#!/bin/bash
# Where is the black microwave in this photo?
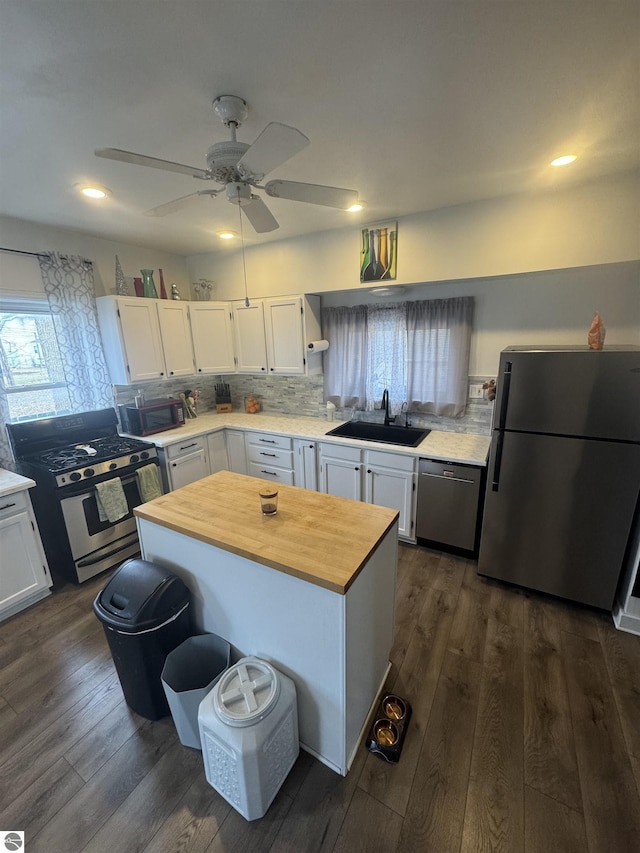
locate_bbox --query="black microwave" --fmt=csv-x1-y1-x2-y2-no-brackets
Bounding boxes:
119,399,185,436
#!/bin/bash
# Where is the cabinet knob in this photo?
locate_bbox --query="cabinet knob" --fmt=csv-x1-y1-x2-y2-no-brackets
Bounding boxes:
367,469,372,474
198,368,202,372
170,371,174,375
262,367,266,371
270,367,274,371
355,466,360,471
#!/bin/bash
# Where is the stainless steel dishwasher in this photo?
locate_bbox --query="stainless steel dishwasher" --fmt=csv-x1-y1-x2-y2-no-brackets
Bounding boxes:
416,459,483,552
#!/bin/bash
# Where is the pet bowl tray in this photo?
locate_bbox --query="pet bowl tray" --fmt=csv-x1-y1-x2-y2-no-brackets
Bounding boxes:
366,693,412,763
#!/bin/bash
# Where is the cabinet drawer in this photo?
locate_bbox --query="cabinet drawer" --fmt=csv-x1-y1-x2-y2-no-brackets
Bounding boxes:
166,435,207,460
365,449,415,473
247,445,293,468
0,490,29,518
319,442,362,463
248,461,295,485
247,431,292,451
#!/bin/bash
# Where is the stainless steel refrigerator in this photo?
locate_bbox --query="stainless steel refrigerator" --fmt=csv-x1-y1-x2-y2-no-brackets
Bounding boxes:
478,346,640,609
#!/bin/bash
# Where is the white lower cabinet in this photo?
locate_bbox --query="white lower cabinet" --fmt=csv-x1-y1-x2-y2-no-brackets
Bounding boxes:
207,430,229,474
319,443,416,540
364,450,416,541
246,431,294,486
293,439,318,491
226,429,248,475
0,489,52,621
318,443,363,502
160,435,209,491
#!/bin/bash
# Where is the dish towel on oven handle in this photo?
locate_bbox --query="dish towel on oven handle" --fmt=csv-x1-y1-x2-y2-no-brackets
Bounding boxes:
136,463,162,503
95,478,129,523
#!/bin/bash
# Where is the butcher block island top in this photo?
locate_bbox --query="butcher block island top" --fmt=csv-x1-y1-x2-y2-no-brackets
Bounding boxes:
134,470,398,594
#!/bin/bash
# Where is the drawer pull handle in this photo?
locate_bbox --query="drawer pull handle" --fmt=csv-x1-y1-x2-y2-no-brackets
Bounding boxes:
259,438,277,444
179,443,198,451
260,452,277,457
0,501,17,511
260,469,278,477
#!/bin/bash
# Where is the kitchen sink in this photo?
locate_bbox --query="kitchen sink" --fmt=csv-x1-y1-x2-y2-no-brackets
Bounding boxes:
325,421,431,447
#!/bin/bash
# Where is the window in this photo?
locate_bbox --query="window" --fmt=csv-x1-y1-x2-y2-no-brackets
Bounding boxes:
323,296,473,417
0,306,72,421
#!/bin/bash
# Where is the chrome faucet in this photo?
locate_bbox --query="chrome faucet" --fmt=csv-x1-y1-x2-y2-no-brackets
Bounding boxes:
381,389,395,426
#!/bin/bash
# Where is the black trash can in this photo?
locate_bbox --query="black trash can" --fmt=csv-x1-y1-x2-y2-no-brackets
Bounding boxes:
93,558,191,720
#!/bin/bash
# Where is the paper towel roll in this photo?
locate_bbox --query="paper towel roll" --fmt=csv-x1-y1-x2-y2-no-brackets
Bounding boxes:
307,339,329,352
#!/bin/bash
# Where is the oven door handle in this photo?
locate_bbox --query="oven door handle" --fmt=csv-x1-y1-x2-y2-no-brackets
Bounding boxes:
77,538,140,569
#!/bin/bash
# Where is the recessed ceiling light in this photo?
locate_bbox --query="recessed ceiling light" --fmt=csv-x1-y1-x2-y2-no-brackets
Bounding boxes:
550,155,577,167
217,230,237,239
76,183,111,199
347,203,364,212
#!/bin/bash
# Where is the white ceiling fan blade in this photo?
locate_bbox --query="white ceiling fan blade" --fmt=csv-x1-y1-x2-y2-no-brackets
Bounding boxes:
95,147,210,179
265,180,359,209
241,195,279,233
144,189,220,217
237,123,310,180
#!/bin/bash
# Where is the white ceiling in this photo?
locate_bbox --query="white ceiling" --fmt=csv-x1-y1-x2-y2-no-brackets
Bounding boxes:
1,1,638,257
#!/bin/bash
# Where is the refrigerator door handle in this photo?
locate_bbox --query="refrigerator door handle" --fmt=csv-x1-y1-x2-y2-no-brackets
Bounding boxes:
497,360,512,430
491,430,504,491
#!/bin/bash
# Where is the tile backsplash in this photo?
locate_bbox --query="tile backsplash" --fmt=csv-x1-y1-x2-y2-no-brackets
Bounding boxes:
113,374,494,435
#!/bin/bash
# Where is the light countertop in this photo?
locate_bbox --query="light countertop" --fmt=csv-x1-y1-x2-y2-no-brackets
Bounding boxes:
135,470,398,594
131,412,491,466
0,468,35,499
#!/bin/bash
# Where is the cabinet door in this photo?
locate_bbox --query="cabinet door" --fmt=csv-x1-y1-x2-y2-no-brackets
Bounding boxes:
264,297,305,375
190,303,236,374
207,430,229,474
156,301,195,378
0,507,50,615
117,298,166,381
365,465,415,540
233,302,267,373
167,449,209,491
319,449,362,501
293,439,318,490
226,429,248,475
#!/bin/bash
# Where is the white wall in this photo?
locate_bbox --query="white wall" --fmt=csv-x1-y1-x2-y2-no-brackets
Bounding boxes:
322,262,640,375
186,171,639,299
0,216,190,298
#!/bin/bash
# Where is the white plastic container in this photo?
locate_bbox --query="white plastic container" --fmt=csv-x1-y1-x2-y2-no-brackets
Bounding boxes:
198,656,299,821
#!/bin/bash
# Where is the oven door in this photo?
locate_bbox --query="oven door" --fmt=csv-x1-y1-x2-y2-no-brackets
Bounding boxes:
59,469,153,582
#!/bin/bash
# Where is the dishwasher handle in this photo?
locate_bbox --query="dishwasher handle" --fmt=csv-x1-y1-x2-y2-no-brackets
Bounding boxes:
419,471,476,485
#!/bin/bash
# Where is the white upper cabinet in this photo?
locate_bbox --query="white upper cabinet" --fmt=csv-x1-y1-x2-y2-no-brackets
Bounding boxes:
97,296,197,384
189,302,235,375
232,295,322,376
232,301,268,373
97,296,167,383
156,301,195,378
264,297,305,375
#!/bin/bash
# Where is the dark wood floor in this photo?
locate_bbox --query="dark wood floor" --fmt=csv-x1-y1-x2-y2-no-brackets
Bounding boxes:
1,544,639,852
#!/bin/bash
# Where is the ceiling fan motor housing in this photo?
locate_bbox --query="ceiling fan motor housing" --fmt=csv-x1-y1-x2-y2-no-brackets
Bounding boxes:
206,141,251,183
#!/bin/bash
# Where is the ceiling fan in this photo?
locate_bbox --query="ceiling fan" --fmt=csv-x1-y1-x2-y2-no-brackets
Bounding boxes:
95,95,359,233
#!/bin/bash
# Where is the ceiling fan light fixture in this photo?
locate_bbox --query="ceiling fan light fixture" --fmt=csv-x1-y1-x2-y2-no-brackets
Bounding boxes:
217,230,237,239
550,154,577,167
347,202,364,212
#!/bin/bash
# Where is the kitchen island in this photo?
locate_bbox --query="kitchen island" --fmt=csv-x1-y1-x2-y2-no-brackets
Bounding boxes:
134,470,399,775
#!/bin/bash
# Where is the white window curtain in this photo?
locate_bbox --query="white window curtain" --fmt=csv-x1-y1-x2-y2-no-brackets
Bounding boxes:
406,296,473,417
38,252,113,414
323,296,473,418
365,303,406,414
323,305,368,408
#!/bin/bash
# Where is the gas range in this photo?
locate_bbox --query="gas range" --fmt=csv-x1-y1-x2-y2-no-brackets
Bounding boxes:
26,434,157,488
6,408,162,585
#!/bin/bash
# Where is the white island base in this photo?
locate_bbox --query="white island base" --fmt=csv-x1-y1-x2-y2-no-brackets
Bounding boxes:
136,513,397,775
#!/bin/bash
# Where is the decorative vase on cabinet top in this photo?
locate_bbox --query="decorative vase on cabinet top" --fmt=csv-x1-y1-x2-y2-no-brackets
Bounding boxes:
141,269,158,299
